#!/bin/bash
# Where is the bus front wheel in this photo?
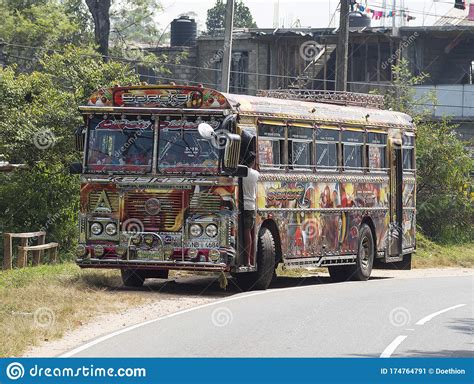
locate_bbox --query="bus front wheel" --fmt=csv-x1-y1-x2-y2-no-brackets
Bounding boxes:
235,227,276,291
121,269,145,287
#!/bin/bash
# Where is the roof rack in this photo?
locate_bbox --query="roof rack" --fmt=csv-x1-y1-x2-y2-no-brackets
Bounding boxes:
257,89,385,109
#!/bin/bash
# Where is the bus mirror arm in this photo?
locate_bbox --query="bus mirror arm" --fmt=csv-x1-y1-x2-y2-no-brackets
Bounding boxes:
69,162,83,175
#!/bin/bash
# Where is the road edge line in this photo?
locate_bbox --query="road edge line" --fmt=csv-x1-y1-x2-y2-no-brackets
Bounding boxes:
380,335,407,358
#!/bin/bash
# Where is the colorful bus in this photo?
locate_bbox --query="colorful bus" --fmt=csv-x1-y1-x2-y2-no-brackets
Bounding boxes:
72,85,415,290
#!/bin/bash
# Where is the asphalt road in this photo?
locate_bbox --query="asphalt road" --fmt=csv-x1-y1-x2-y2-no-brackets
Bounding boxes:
64,275,473,357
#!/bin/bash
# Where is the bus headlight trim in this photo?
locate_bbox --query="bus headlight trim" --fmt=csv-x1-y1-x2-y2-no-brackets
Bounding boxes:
190,223,203,237
90,222,103,236
105,222,117,236
205,223,218,237
209,249,220,262
93,245,104,257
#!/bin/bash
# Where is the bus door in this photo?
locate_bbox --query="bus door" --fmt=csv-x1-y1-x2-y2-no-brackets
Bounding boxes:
387,132,403,260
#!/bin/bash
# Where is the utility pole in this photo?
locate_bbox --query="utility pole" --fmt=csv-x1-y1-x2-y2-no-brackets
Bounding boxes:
221,0,235,93
335,0,350,92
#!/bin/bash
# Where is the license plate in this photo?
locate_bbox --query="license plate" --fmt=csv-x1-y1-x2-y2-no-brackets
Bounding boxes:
136,250,165,261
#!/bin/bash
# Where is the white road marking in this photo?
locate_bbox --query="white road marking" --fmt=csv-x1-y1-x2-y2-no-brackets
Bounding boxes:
415,304,466,325
60,279,357,357
60,289,270,357
60,277,470,357
380,335,407,358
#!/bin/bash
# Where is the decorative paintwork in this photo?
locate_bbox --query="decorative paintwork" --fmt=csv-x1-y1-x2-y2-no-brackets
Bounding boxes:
87,85,230,109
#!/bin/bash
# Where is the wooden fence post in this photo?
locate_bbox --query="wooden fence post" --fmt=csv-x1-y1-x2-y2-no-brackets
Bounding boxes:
3,233,12,270
17,238,28,268
32,233,45,266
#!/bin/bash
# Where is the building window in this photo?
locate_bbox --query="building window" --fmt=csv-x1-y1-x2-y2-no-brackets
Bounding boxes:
316,128,339,170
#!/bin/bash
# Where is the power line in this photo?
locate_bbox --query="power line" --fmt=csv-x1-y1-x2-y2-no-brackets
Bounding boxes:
3,39,474,95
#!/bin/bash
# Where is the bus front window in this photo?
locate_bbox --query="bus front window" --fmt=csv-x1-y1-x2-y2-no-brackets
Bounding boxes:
158,127,219,173
86,117,154,173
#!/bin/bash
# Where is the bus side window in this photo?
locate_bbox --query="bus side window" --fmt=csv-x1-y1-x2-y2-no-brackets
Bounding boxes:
315,128,339,170
288,126,313,171
367,132,387,171
342,130,364,171
403,133,415,171
257,123,285,170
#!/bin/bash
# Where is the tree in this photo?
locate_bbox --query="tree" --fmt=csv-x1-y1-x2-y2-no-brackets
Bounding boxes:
382,59,473,243
85,0,111,59
0,46,140,255
0,0,89,70
206,0,257,36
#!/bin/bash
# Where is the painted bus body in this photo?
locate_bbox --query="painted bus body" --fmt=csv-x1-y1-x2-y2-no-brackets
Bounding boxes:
75,85,415,286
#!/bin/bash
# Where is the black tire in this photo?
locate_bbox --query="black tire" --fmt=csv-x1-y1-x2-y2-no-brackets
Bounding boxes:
351,223,375,281
121,269,145,287
235,227,276,291
328,265,352,282
144,269,169,279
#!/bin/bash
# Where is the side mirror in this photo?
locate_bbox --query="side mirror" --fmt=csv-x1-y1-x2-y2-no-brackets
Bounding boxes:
198,123,215,140
222,133,241,173
69,162,83,175
233,165,248,177
75,126,86,151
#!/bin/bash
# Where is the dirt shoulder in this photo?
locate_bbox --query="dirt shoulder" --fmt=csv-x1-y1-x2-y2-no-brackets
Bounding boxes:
24,267,472,358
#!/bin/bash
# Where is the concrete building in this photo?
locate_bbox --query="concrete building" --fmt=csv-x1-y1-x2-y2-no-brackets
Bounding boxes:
143,14,474,149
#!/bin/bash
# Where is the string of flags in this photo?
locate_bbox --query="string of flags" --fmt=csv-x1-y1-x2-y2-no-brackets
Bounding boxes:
355,2,416,22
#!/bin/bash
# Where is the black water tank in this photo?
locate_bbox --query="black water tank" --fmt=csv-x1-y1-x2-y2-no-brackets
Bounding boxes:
349,11,371,28
170,16,197,47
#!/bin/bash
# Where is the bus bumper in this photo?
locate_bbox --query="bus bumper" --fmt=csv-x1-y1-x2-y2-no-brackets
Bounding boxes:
75,244,234,272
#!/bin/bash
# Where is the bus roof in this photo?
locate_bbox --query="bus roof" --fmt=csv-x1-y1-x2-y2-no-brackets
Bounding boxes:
81,85,414,130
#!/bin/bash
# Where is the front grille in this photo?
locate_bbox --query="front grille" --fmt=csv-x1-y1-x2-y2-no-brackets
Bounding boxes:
189,193,222,214
88,191,120,212
124,190,184,232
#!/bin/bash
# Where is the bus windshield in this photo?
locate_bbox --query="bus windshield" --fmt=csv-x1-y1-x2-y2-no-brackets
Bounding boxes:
86,118,154,173
158,127,219,173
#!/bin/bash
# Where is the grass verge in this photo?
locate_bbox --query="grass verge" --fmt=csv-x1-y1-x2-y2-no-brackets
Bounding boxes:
0,264,145,357
413,233,474,268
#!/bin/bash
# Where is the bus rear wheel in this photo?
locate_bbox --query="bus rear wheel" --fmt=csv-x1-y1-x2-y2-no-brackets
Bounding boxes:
235,227,276,291
352,223,374,281
329,224,374,282
328,265,352,282
121,269,145,287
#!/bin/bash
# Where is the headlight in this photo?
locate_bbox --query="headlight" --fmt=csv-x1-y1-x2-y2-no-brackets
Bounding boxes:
144,234,154,246
190,223,203,237
205,223,218,237
131,235,142,245
105,222,117,236
90,222,103,236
